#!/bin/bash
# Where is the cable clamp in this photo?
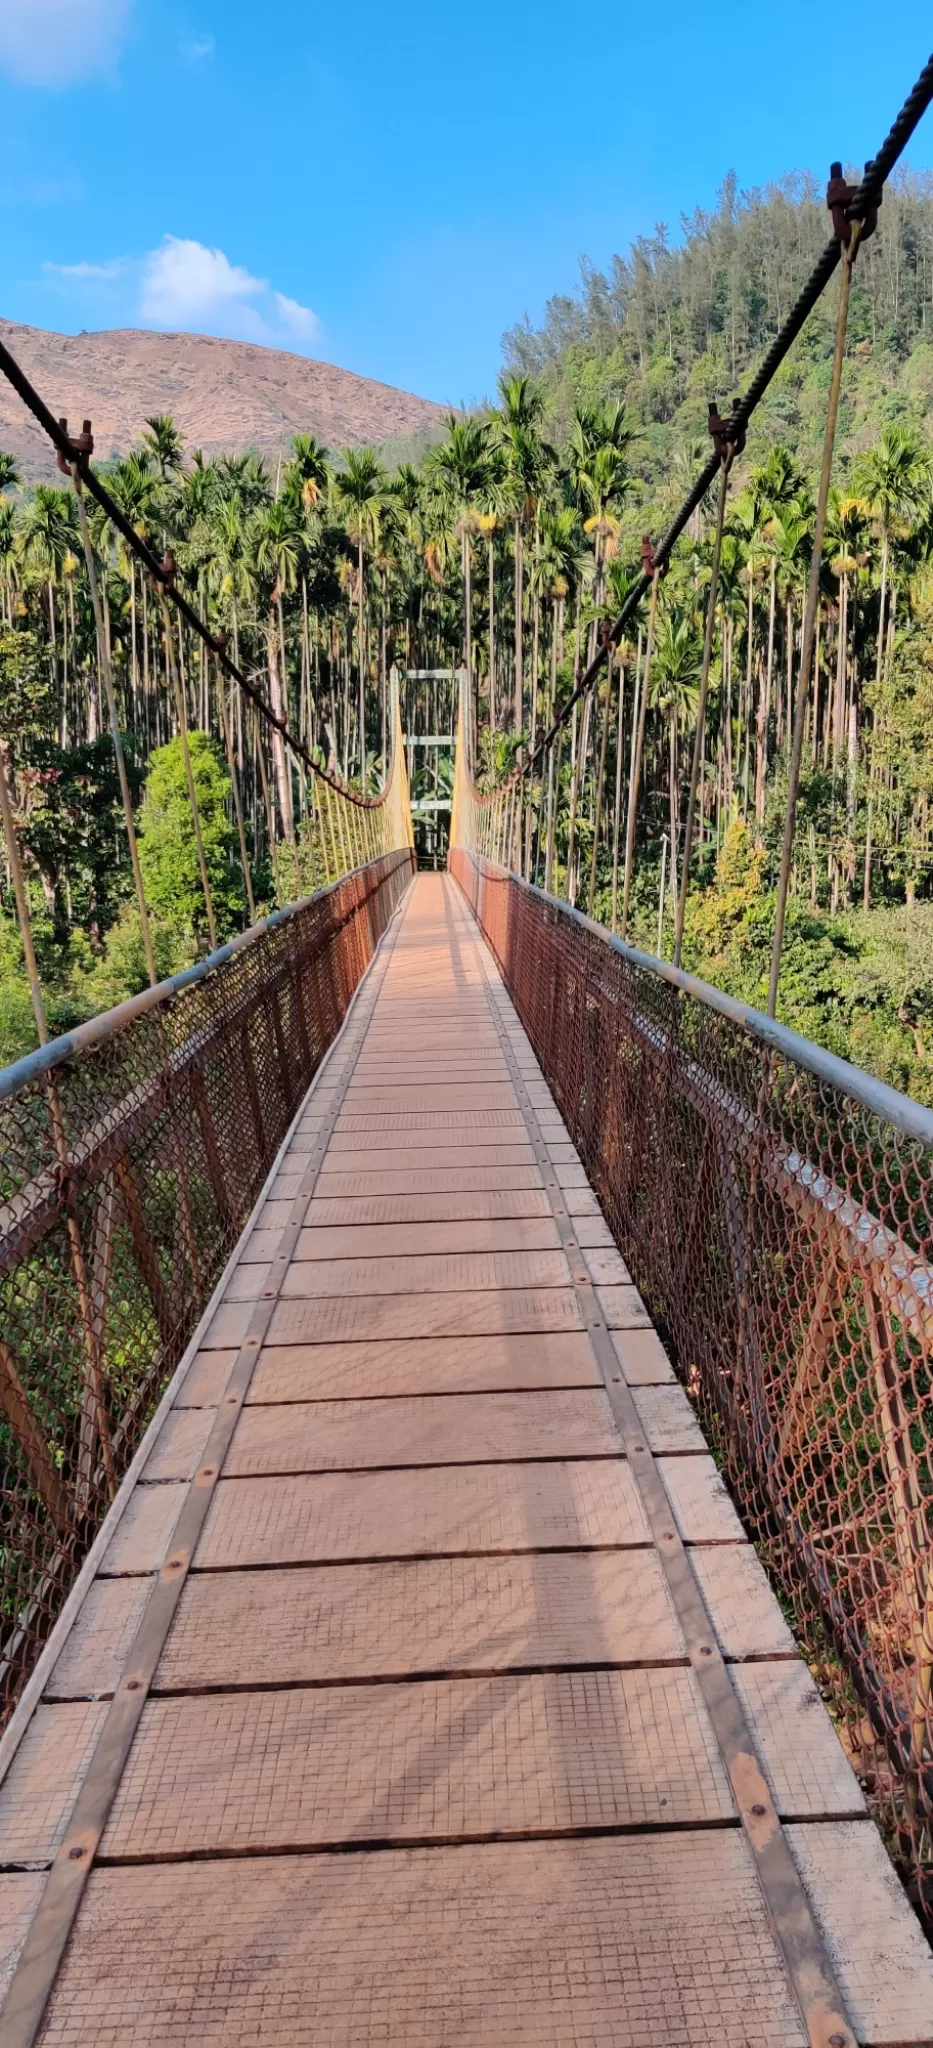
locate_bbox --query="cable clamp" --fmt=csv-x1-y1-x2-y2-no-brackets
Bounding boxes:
829,160,880,245
56,416,93,475
708,400,745,464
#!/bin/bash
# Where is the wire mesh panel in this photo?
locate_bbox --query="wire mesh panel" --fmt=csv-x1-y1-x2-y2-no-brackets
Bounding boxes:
451,846,933,1920
0,851,413,1728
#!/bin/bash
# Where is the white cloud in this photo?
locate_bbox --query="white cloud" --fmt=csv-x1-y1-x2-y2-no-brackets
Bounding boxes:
138,235,319,347
140,236,262,325
179,32,214,61
274,291,319,341
0,0,131,88
42,233,320,352
44,258,123,280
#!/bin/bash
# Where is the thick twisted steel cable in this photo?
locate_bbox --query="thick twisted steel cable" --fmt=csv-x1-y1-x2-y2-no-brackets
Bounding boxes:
517,47,933,788
0,337,383,811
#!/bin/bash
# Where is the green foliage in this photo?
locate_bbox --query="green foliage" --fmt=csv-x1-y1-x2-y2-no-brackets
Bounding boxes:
74,904,198,1011
137,734,242,943
0,629,140,943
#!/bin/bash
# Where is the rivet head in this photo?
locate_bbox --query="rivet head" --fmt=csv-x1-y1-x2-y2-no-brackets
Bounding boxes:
68,1845,86,1861
828,2036,847,2047
751,1802,766,1816
125,1680,141,1692
699,1645,711,1656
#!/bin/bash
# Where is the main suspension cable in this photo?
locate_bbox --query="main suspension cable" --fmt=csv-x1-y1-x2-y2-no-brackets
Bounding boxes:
517,46,933,788
0,353,382,811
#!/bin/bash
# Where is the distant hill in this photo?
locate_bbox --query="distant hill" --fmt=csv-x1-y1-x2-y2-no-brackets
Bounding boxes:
0,319,448,477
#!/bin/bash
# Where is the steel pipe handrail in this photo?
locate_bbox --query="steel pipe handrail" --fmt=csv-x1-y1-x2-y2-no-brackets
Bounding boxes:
459,850,933,1148
0,851,411,1104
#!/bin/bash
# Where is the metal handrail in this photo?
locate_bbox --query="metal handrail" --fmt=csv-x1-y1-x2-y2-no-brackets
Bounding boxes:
0,853,407,1104
465,851,933,1147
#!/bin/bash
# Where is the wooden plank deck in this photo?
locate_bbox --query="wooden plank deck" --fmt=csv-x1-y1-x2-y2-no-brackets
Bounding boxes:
2,872,933,2046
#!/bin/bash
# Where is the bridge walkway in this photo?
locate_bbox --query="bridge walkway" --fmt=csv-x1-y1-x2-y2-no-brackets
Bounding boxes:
1,873,932,2045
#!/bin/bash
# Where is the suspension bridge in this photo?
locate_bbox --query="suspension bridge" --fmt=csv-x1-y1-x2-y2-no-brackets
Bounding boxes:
2,45,933,2048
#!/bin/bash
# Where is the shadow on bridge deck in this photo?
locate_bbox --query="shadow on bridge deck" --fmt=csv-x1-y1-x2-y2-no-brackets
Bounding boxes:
1,874,932,2045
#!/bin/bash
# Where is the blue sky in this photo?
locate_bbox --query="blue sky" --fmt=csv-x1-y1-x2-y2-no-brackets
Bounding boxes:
1,1,931,407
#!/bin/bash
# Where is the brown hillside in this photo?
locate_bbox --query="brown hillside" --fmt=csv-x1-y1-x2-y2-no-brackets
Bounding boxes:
0,320,447,476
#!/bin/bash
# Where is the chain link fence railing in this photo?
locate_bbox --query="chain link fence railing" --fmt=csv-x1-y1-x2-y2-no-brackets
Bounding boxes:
452,846,933,1922
0,850,413,1728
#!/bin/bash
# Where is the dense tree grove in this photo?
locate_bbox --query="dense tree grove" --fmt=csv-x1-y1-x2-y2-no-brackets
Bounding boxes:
5,170,933,1093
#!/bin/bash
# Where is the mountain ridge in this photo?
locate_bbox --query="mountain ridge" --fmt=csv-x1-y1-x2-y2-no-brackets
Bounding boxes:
0,319,447,476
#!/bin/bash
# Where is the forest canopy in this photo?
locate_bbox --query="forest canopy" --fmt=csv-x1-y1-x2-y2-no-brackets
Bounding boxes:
3,168,933,1097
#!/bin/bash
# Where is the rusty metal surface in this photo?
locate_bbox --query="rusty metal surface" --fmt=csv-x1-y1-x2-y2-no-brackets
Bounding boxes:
5,871,933,2045
475,910,857,2048
0,852,413,1732
2,867,413,2048
452,847,933,1926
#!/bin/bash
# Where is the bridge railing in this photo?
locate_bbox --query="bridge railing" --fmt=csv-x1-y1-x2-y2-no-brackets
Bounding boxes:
0,847,414,1729
450,838,933,1917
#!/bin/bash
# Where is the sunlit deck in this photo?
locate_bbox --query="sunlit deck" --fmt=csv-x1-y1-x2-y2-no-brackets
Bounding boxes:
1,874,932,2046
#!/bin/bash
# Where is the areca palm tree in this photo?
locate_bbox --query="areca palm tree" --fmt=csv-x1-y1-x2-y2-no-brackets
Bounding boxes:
749,446,805,748
533,505,582,710
566,403,637,614
651,611,702,903
0,500,16,626
765,496,812,748
252,496,303,839
143,414,184,480
283,436,331,750
497,373,549,730
18,484,76,710
332,448,388,762
856,425,932,688
286,433,330,512
425,416,492,708
386,464,427,674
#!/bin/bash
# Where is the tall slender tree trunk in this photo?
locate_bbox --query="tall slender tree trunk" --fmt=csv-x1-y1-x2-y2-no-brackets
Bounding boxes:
267,610,295,842
875,531,889,690
358,539,365,772
668,714,679,906
765,559,776,742
487,537,496,728
743,575,754,816
723,618,733,810
513,519,523,731
832,576,848,769
754,657,768,824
